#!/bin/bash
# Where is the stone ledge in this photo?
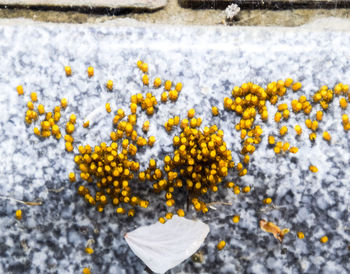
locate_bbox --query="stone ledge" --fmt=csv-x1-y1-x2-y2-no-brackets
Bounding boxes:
0,0,167,10
179,0,350,9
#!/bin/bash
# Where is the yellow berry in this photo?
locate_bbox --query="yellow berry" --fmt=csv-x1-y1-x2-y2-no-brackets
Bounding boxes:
268,135,275,145
282,142,290,152
159,217,166,224
280,126,288,136
297,232,305,239
148,136,156,146
322,131,331,142
261,110,268,120
342,114,349,124
278,103,288,111
146,107,154,115
85,247,94,254
30,92,38,102
61,98,68,108
340,97,348,109
65,66,72,76
289,147,299,153
320,236,328,243
27,101,34,110
311,121,318,131
233,186,240,195
41,121,50,130
212,106,219,116
282,109,290,119
128,209,135,217
141,63,148,73
217,240,226,250
294,125,302,135
142,74,149,85
161,92,168,102
188,108,195,119
292,82,302,91
87,66,94,77
263,197,272,204
309,132,316,141
82,267,91,274
52,124,60,135
284,78,293,87
16,85,24,95
232,215,240,223
54,111,61,122
66,123,75,134
69,172,76,182
34,127,40,136
105,103,111,113
175,82,183,92
316,111,323,121
69,114,76,124
165,212,173,220
142,121,150,132
305,119,312,128
83,120,90,128
169,90,178,101
177,209,185,217
106,80,113,91
116,207,125,214
309,165,318,173
65,142,74,152
37,104,45,115
154,77,161,88
164,80,172,91
243,155,250,164
15,209,22,220
274,112,282,123
242,186,250,193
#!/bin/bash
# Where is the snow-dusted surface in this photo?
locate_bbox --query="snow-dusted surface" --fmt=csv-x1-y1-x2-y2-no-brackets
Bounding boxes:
0,22,350,273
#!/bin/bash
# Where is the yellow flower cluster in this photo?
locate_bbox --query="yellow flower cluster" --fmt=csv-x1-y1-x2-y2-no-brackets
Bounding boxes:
164,116,180,132
313,85,334,110
23,91,70,141
144,118,234,219
224,80,304,168
270,137,298,155
74,141,148,214
137,60,182,104
138,93,157,116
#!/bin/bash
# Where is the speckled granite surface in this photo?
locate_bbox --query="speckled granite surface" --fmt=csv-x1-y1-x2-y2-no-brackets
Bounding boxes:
0,22,350,273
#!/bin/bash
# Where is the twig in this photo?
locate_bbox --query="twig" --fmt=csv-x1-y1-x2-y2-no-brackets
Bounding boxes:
259,203,286,214
0,195,42,206
207,201,232,210
47,187,65,193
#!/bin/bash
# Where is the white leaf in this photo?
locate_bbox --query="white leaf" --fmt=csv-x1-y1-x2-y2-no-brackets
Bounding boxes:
125,216,210,273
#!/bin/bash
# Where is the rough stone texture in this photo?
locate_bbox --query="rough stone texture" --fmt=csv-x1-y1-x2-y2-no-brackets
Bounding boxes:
179,0,350,9
0,22,350,273
0,0,167,10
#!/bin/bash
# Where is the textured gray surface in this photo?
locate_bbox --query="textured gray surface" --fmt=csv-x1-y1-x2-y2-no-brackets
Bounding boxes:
0,23,350,273
0,0,167,10
179,0,350,9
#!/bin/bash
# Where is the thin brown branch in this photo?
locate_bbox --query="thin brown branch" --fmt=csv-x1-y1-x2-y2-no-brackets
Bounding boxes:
0,195,42,206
